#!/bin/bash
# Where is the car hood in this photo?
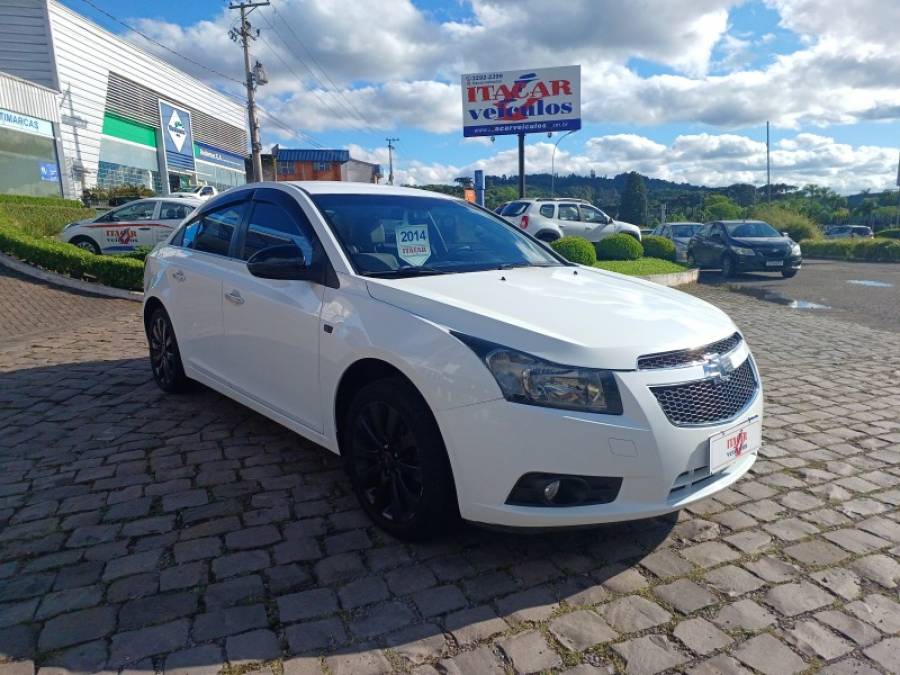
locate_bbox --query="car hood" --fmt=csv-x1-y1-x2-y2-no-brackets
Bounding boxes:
366,266,736,370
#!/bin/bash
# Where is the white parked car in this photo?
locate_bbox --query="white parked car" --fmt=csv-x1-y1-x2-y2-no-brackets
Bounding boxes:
499,198,642,243
143,182,761,539
171,185,218,200
60,197,201,255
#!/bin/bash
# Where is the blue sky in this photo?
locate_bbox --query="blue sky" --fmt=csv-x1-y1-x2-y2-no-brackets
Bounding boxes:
61,0,900,192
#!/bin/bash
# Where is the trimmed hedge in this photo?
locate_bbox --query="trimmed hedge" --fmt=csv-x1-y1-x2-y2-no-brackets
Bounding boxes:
0,224,144,290
596,233,643,261
551,236,597,265
0,194,83,208
640,235,676,261
0,203,95,237
877,228,900,239
800,238,900,262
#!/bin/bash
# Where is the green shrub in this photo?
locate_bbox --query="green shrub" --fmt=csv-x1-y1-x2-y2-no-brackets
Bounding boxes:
748,204,820,241
0,204,96,237
596,233,643,261
551,236,597,265
0,194,83,208
800,238,900,262
640,235,676,261
877,228,900,239
0,224,144,290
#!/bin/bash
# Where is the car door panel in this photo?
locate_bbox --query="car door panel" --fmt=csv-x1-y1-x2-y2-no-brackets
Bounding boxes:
556,203,584,237
220,190,326,433
580,205,611,241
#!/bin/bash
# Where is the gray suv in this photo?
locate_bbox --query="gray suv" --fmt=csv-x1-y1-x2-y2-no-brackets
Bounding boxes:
499,198,642,243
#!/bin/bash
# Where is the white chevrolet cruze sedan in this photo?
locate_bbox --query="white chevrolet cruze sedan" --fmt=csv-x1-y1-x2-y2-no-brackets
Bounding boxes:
143,182,762,539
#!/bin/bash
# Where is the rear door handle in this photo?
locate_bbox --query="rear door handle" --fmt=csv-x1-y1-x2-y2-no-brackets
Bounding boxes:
172,270,185,282
225,289,244,305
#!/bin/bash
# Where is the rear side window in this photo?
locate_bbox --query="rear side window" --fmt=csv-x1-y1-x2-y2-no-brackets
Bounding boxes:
539,204,555,218
501,201,529,217
181,203,246,256
240,201,317,264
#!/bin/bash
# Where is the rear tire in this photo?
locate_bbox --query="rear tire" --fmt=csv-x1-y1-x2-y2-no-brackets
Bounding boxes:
686,252,697,268
721,254,736,278
342,376,459,540
70,236,101,255
147,307,191,393
782,268,798,278
536,232,559,243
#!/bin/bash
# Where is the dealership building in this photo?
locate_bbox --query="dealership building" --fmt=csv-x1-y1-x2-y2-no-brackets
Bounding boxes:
0,0,248,199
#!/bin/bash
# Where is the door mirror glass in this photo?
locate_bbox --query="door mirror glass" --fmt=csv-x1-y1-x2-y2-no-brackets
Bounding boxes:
247,244,309,280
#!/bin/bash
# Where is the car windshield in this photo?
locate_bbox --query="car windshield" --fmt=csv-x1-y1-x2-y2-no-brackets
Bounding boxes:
724,221,780,238
670,224,700,238
311,194,564,277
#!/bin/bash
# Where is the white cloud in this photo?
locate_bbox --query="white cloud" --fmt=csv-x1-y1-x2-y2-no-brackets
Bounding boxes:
377,131,897,194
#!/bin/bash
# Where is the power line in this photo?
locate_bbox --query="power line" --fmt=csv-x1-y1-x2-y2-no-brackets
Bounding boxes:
77,0,325,150
78,0,243,85
266,1,379,134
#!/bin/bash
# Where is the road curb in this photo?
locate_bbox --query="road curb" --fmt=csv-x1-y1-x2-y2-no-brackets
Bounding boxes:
0,251,143,303
639,268,700,287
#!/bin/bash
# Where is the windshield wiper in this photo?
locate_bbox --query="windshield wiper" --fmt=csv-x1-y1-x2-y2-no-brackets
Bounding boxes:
495,262,566,270
365,267,452,278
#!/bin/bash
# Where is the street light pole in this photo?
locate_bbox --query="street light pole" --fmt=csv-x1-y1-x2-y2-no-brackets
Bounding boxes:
550,129,576,197
386,137,399,185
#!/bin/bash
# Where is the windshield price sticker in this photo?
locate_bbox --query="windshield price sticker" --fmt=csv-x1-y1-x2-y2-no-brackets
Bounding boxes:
396,224,431,266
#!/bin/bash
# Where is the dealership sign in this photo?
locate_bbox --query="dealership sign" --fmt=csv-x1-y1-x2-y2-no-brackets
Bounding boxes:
159,100,195,172
0,108,54,138
461,66,581,137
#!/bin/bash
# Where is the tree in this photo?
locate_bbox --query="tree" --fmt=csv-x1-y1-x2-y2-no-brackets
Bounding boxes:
702,194,742,220
726,183,757,207
453,177,473,188
619,172,648,225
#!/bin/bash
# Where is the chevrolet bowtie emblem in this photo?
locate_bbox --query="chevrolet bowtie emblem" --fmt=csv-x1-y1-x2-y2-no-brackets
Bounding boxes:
702,353,735,382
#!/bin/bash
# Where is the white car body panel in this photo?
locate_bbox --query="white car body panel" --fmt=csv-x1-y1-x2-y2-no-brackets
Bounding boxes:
144,181,761,528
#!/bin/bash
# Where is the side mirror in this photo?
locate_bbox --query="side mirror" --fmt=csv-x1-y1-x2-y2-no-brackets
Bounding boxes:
604,215,613,225
247,244,309,280
782,231,790,238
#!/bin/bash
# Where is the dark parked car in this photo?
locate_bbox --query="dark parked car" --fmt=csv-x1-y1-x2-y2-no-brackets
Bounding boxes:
688,220,802,278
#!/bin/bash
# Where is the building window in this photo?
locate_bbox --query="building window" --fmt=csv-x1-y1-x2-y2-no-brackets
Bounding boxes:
97,135,161,193
277,160,294,176
0,123,61,198
196,160,246,192
315,161,328,172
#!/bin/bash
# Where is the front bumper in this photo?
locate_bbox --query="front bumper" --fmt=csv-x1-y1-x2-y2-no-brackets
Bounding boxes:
437,344,762,528
735,254,802,272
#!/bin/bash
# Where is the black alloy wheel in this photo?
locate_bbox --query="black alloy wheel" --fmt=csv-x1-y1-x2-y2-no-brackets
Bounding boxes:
343,377,458,540
148,308,190,393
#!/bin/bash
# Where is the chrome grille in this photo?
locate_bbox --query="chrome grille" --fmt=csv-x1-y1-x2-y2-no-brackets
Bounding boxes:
637,332,742,370
650,357,757,426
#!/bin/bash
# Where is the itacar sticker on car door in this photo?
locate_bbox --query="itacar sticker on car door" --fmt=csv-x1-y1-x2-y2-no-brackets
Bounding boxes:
396,223,431,266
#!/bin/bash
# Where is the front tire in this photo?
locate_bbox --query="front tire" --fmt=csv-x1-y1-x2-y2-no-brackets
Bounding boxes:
342,377,459,540
70,236,101,255
147,307,190,393
721,254,736,278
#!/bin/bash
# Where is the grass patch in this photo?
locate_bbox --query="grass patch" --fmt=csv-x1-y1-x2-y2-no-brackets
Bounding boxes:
594,257,691,276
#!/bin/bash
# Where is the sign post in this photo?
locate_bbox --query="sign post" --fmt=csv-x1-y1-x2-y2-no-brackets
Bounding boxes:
461,66,581,199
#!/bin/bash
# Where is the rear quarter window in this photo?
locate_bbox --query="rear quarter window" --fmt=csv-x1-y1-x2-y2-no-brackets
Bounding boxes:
539,204,555,218
501,201,529,217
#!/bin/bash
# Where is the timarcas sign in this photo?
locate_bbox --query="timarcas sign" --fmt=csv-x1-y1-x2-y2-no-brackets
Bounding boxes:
461,65,581,138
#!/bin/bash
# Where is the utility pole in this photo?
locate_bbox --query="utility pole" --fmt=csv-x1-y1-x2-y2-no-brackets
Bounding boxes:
386,137,399,185
766,121,771,203
230,1,270,183
517,133,525,198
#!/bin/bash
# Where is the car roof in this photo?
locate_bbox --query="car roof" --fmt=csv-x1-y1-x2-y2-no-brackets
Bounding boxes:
665,221,703,226
717,219,768,224
282,181,458,200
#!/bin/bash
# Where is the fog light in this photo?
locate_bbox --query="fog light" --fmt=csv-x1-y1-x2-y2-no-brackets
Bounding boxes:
543,480,561,504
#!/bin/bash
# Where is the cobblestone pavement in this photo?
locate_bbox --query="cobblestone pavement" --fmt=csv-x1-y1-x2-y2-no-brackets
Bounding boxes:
0,278,898,675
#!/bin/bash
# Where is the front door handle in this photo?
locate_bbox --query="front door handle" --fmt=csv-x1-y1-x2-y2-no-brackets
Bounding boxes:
225,289,245,305
172,270,186,282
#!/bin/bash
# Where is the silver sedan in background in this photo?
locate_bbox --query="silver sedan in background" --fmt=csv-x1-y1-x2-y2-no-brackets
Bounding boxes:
651,222,703,262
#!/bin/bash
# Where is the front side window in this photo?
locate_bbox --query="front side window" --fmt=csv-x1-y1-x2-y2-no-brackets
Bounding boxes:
181,202,246,256
580,205,607,223
108,201,156,222
557,204,579,221
724,221,780,238
240,201,316,264
311,194,563,277
160,202,195,221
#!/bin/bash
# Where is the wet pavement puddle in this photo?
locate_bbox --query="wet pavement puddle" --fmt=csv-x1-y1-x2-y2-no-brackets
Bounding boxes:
728,285,831,309
846,279,893,288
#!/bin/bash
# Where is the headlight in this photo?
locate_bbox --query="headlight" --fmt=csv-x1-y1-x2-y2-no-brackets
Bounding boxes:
733,246,755,256
791,243,801,255
453,333,623,415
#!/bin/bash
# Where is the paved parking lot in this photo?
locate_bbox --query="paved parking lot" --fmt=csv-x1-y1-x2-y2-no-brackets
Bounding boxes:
0,268,898,675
